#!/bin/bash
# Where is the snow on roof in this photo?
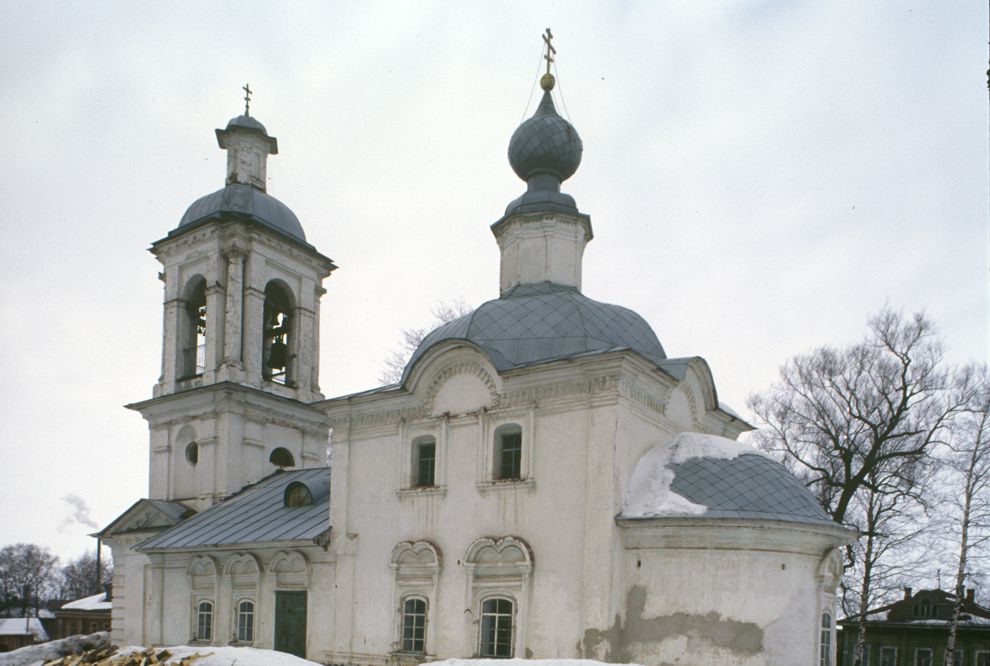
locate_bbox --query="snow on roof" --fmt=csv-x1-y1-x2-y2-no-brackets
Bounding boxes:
0,617,49,641
61,591,112,611
622,432,769,518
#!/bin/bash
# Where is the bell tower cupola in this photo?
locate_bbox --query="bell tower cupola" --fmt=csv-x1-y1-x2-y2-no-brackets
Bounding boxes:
492,29,592,296
129,89,335,509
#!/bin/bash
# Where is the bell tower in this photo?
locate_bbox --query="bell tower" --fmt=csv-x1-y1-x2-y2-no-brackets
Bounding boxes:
128,96,336,510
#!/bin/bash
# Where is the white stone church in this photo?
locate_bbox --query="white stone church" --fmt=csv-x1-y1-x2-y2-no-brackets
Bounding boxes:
99,56,854,665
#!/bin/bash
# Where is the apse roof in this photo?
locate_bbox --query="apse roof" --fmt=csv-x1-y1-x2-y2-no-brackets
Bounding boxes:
403,281,667,381
175,183,307,243
621,432,835,527
137,468,330,551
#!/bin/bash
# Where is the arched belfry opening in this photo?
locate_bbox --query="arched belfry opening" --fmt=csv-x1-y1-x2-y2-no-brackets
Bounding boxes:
263,281,294,385
180,276,207,379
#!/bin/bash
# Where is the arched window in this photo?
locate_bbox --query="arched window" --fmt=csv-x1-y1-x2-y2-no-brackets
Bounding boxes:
196,600,213,641
479,597,514,658
400,596,428,653
412,436,436,487
263,282,294,384
270,447,295,468
181,277,207,378
185,442,199,465
494,424,522,481
819,612,832,666
236,600,255,642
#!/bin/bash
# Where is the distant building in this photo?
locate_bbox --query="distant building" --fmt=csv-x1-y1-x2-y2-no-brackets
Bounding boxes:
0,618,49,652
57,591,112,638
100,38,856,664
838,588,990,666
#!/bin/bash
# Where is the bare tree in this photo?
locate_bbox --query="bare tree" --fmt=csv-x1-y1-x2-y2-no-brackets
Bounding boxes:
0,543,59,618
944,366,990,665
748,309,977,665
379,298,472,384
60,550,112,601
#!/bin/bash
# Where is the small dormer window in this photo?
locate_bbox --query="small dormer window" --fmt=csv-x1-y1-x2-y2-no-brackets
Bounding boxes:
270,447,295,468
284,482,313,507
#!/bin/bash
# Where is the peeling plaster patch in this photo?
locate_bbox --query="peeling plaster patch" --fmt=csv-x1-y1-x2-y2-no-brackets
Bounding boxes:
582,586,764,662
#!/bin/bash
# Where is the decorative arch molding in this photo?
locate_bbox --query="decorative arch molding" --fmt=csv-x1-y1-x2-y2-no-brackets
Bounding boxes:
268,550,310,589
223,553,261,580
390,540,443,584
463,536,534,578
422,359,500,417
187,555,219,580
678,382,704,432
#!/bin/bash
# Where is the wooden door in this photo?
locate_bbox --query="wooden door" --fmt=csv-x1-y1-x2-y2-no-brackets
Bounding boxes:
274,591,307,658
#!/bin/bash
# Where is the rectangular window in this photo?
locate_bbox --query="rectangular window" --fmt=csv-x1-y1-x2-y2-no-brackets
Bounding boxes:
237,600,255,642
915,648,933,666
401,598,427,653
498,433,522,481
479,598,513,658
976,652,989,666
415,441,436,487
879,647,896,666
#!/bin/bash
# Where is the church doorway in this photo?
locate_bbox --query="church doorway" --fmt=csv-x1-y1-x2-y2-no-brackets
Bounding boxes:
274,591,307,658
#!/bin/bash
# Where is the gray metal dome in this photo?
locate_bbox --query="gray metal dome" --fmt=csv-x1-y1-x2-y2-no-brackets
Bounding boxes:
177,183,306,242
225,114,269,136
403,281,666,380
508,91,583,182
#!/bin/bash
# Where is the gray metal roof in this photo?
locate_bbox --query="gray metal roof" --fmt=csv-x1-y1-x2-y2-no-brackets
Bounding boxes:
669,454,834,525
137,468,330,551
176,183,307,243
403,281,666,381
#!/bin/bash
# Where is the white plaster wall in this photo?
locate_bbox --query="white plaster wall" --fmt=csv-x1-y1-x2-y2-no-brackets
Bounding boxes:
619,540,825,665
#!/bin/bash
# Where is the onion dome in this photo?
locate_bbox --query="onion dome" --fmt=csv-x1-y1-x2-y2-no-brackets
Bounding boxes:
508,90,582,182
621,432,835,526
403,282,666,381
502,73,584,218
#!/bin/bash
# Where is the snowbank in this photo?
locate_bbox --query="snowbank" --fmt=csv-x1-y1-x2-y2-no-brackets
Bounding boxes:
621,431,769,518
0,632,108,666
424,660,643,666
113,645,324,665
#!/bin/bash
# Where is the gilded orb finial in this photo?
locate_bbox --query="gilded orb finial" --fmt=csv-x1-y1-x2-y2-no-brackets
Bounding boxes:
541,28,556,91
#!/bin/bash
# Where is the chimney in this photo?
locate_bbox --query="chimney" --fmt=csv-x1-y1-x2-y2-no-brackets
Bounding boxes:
966,589,975,602
904,587,913,600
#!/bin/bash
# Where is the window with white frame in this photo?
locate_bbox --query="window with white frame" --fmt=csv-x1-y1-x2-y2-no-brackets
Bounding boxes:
479,597,514,658
400,596,428,653
413,436,436,487
819,612,832,666
879,647,897,666
915,648,933,666
494,424,522,481
196,600,213,641
236,600,254,642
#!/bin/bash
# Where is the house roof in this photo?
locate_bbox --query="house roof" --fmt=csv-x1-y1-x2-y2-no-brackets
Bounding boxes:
98,498,193,537
61,592,112,612
0,618,49,641
137,468,330,551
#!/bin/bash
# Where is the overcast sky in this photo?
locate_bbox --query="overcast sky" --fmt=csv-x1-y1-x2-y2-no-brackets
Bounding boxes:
1,2,986,563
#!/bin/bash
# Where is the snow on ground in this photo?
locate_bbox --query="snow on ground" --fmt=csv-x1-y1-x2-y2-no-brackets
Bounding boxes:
421,659,638,666
621,431,770,519
113,645,324,665
0,632,108,666
0,634,323,666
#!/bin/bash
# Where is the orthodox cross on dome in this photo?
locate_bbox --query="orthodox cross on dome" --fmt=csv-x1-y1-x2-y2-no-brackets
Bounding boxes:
541,28,556,91
242,83,253,116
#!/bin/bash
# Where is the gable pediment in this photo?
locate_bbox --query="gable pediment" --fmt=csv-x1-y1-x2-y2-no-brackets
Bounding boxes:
100,499,193,537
